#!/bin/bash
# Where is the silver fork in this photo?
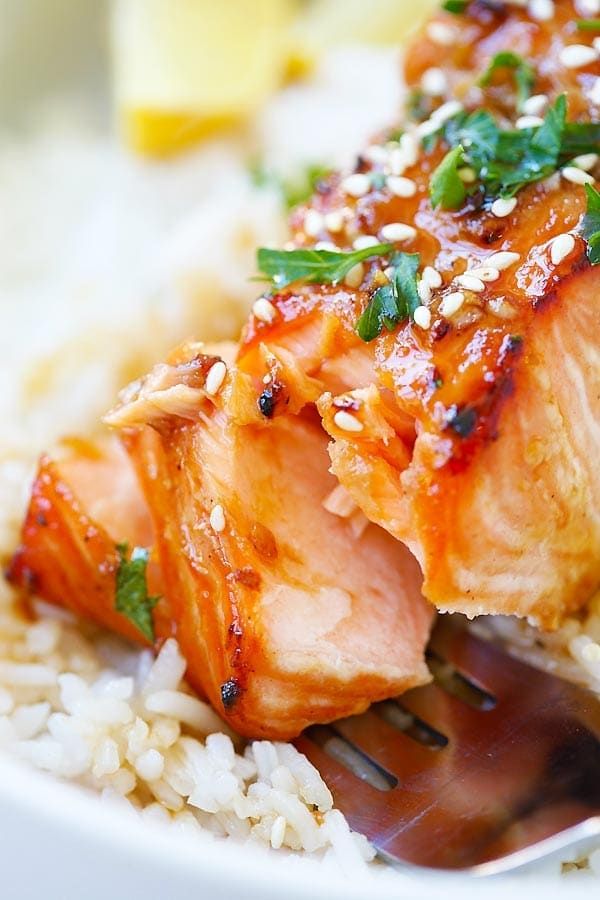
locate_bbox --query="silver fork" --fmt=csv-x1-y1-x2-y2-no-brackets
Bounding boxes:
295,618,600,875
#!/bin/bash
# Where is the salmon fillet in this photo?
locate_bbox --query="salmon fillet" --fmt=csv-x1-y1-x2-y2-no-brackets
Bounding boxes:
234,0,600,627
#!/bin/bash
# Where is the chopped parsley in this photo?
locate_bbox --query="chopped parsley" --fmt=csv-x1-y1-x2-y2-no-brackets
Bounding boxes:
356,252,420,341
257,244,394,288
115,543,160,643
576,19,600,30
430,145,467,210
442,0,468,12
561,122,600,158
479,52,535,112
582,184,600,266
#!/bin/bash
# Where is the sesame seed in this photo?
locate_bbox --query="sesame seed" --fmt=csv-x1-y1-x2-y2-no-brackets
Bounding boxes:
559,44,598,69
439,291,465,318
304,209,324,237
352,234,380,250
458,167,477,184
314,240,337,251
589,77,600,106
204,360,227,397
416,118,442,140
430,100,463,124
252,298,277,324
578,0,600,15
363,145,389,166
573,153,599,171
421,67,448,97
422,266,443,289
521,94,548,116
455,273,485,293
417,280,432,304
399,133,419,166
427,21,456,46
209,504,226,533
550,233,576,266
324,210,345,233
344,262,364,289
515,115,545,130
413,306,432,329
387,176,417,198
468,266,500,283
379,222,417,243
388,148,410,176
333,410,364,433
341,173,371,198
491,197,517,218
561,166,595,185
528,0,554,21
486,251,521,270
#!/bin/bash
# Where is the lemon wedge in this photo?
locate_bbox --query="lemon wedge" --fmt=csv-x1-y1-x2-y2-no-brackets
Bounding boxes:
112,0,295,157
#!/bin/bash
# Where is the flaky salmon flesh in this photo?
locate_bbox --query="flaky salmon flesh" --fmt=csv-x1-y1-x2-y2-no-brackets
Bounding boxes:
8,0,600,736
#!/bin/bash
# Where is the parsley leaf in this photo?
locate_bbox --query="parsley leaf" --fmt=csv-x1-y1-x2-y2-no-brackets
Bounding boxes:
356,252,420,341
442,0,468,11
582,184,600,265
561,122,600,158
430,145,467,209
479,51,535,111
257,244,394,288
115,543,160,643
576,19,600,30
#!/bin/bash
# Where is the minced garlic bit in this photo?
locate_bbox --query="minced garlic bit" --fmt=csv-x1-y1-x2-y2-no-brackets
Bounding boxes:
333,410,364,433
455,273,485,293
491,197,517,218
209,504,226,533
439,291,465,318
550,233,576,266
341,173,371,198
559,44,599,70
413,306,432,330
379,222,417,243
204,360,227,397
486,251,521,270
252,298,277,325
561,166,595,186
522,94,549,116
387,176,417,198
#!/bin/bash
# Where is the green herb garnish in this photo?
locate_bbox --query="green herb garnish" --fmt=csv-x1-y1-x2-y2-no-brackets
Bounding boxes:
576,19,600,30
561,123,600,158
582,184,600,265
115,543,160,643
356,252,420,341
249,160,332,210
430,145,467,209
257,244,394,288
442,0,468,12
479,51,535,111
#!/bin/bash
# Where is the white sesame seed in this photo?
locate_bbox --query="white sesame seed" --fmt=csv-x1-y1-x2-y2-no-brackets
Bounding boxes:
399,133,419,166
559,44,598,69
491,197,517,218
594,37,600,54
421,67,448,97
422,266,443,289
379,222,417,243
430,100,463,124
342,173,371,198
204,360,227,397
209,504,226,533
588,77,600,106
416,118,442,140
333,410,364,433
561,166,595,185
427,21,456,46
468,266,500,283
315,240,337,251
521,94,548,116
270,816,287,850
344,262,364,289
324,210,345,233
550,232,576,266
455,273,485,293
417,280,432,304
486,251,521,270
458,167,477,184
252,298,277,324
304,209,324,237
573,153,599,171
387,176,417,198
352,234,380,250
413,306,432,329
515,115,545,130
363,145,389,166
388,148,409,176
577,0,600,15
528,0,554,21
439,291,465,317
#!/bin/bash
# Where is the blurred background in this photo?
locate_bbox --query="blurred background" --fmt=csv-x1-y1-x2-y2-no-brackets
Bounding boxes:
0,0,437,542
